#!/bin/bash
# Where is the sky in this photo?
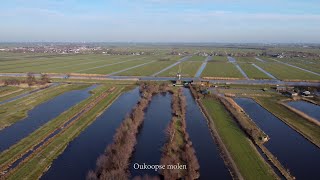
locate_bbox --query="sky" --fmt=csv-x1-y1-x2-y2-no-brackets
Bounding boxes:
0,0,320,43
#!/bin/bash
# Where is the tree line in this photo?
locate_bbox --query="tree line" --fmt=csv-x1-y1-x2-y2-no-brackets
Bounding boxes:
160,88,200,180
3,73,50,86
87,83,166,180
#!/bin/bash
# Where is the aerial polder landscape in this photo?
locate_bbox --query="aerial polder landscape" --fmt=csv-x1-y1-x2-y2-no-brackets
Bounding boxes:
0,1,320,180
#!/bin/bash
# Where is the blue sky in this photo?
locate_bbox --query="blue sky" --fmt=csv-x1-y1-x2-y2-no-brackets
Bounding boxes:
1,0,320,43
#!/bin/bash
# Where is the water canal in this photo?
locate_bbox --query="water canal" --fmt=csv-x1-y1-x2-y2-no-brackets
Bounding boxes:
0,85,97,152
235,98,320,180
129,92,172,178
41,87,141,180
287,101,320,122
184,88,231,179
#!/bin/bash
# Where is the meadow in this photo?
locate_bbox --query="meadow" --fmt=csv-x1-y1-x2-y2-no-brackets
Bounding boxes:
158,61,203,77
202,98,276,180
201,62,244,78
238,63,271,79
255,62,320,80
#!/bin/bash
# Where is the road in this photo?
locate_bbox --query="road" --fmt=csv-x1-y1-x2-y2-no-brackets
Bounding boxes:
1,73,319,87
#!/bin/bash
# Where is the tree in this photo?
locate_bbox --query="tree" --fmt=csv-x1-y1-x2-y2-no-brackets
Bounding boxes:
26,73,36,86
40,73,50,84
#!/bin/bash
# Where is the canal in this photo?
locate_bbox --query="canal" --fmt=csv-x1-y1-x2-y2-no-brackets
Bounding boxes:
287,101,320,122
184,88,231,179
41,87,141,180
235,98,320,180
0,84,97,152
129,92,172,178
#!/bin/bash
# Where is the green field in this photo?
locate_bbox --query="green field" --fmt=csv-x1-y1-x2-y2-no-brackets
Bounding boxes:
212,56,228,62
202,98,277,180
238,63,271,79
201,62,244,78
235,57,259,63
1,52,319,81
0,86,32,102
158,61,203,77
188,55,206,61
0,84,89,130
117,60,175,76
272,58,320,74
256,62,320,80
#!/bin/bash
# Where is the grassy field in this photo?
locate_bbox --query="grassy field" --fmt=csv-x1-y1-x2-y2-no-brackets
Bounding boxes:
234,57,258,63
254,96,320,147
0,84,90,130
0,86,32,102
255,62,320,80
3,85,125,180
188,55,206,61
202,98,277,180
212,56,228,62
158,61,203,77
117,60,175,76
201,62,244,78
81,58,150,74
238,63,272,79
0,54,182,75
273,58,320,74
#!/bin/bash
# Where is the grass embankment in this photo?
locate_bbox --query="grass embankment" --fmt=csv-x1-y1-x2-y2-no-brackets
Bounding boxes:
0,84,90,130
219,96,292,179
3,85,124,180
160,88,199,179
88,83,167,180
254,96,320,147
201,98,278,180
0,86,31,102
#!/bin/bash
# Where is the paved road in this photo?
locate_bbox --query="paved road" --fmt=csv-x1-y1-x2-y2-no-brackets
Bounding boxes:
0,73,319,87
151,56,191,76
252,63,278,80
195,56,211,78
271,58,320,77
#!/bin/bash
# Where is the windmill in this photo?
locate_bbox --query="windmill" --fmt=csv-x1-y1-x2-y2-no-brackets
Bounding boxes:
175,64,188,85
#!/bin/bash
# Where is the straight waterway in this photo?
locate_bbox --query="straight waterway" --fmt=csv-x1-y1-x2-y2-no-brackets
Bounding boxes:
235,98,320,180
151,56,191,76
129,92,172,178
227,56,249,80
195,56,212,78
41,87,141,180
184,88,231,179
287,101,320,122
0,85,97,152
252,63,278,80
